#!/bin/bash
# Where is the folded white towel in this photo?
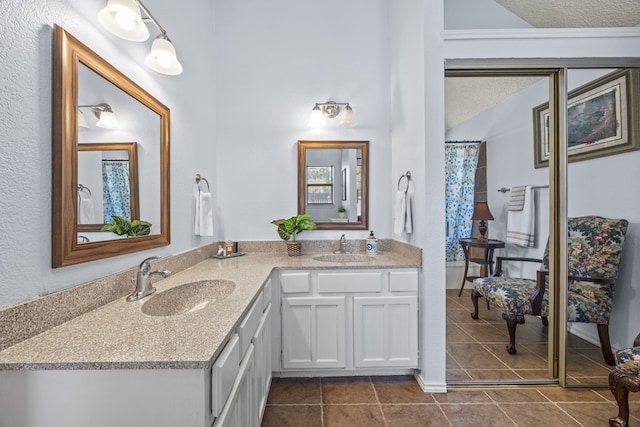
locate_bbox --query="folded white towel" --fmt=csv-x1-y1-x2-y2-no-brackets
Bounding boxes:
506,185,535,247
508,186,526,211
195,190,213,236
393,190,406,235
78,196,95,224
404,180,414,234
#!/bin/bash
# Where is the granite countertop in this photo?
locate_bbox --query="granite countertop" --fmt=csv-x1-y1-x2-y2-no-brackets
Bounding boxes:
0,251,419,371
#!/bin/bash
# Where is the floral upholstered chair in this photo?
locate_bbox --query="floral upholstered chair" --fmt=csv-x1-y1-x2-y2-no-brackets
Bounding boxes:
471,216,628,365
609,332,640,427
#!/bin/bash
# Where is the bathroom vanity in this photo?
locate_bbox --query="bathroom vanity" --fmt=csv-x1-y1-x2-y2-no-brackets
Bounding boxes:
0,248,420,427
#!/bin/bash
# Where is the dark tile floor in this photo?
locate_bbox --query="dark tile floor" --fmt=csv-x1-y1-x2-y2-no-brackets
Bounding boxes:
261,375,640,426
261,289,639,426
447,289,613,384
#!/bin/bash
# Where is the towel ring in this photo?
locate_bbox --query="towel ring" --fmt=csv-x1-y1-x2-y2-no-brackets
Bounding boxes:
397,171,411,192
78,184,92,198
195,174,210,191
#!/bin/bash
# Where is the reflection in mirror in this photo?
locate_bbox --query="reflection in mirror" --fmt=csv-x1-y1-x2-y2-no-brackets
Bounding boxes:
77,143,140,234
298,140,368,230
52,25,170,267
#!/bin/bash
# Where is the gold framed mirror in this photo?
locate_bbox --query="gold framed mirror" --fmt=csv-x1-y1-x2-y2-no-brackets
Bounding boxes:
52,25,170,267
77,143,140,233
297,140,369,230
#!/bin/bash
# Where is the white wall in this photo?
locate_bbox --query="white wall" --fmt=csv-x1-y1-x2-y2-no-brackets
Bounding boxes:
213,0,392,244
390,0,447,392
445,69,640,351
0,0,216,308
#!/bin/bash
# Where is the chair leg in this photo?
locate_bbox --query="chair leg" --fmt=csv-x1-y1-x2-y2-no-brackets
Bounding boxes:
541,316,549,327
502,311,525,355
598,323,616,366
471,288,482,320
609,367,635,427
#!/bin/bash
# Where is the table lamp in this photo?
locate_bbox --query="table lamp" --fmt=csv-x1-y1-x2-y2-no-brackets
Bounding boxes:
471,201,494,242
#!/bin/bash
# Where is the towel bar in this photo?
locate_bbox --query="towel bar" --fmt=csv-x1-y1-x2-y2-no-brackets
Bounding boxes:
498,185,549,193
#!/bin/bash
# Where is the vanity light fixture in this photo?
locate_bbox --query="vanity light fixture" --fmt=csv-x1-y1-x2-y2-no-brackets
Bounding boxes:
77,103,119,129
308,101,356,128
98,0,183,75
77,110,90,129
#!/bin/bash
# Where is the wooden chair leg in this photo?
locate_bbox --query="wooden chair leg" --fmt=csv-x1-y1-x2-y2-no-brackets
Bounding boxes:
609,368,631,427
598,323,616,366
502,311,525,355
471,288,482,320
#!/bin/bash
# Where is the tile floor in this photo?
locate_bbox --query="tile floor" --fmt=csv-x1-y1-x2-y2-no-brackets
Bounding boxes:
261,375,640,426
447,289,613,384
261,288,639,426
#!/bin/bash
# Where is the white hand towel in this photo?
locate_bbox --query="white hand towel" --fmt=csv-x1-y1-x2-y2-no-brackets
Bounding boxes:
404,180,414,234
195,190,214,236
506,185,535,247
78,196,95,224
393,190,406,235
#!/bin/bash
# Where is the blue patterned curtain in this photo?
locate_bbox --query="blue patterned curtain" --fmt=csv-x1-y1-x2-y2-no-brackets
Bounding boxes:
102,160,131,223
445,142,480,261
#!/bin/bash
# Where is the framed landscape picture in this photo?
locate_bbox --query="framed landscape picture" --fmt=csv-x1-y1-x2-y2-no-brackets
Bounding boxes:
533,69,639,168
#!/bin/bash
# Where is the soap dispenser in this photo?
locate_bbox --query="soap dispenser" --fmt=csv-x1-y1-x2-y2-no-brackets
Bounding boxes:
366,230,378,255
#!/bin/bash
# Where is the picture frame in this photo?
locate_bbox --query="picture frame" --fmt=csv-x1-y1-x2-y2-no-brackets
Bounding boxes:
533,68,640,168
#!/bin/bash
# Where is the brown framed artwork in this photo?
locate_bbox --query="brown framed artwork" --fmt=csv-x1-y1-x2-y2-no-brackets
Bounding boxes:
533,68,640,168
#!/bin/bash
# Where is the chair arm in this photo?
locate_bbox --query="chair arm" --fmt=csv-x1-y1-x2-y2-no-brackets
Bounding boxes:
494,256,542,277
529,272,616,317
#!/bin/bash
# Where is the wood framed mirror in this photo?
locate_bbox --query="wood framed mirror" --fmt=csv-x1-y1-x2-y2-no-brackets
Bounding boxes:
52,25,170,267
298,140,369,230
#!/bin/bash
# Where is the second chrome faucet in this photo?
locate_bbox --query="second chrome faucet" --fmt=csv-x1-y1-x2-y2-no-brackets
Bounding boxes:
334,234,351,254
126,256,171,302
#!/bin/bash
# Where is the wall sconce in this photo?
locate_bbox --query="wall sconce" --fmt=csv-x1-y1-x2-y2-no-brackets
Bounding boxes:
308,101,356,128
77,110,90,129
77,103,119,129
471,201,494,242
98,0,183,75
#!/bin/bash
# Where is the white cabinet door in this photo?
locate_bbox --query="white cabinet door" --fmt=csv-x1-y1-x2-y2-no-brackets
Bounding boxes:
215,343,255,427
353,296,418,368
281,296,346,369
253,303,272,422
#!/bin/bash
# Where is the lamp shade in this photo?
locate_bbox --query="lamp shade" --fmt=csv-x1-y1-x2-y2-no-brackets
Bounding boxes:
339,104,356,126
145,36,183,75
471,201,494,221
307,105,326,128
98,0,149,42
77,110,89,129
95,111,118,129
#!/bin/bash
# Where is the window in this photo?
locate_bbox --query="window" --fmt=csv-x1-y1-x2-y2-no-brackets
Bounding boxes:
306,166,333,204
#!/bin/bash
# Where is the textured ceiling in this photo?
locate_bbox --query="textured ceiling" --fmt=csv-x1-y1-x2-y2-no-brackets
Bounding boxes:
495,0,640,28
445,77,543,130
446,0,639,131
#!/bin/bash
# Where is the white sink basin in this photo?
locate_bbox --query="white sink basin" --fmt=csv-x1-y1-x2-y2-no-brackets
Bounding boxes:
141,279,236,317
312,253,374,263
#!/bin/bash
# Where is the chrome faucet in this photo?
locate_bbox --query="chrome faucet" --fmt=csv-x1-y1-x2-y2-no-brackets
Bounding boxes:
126,256,171,302
334,234,351,254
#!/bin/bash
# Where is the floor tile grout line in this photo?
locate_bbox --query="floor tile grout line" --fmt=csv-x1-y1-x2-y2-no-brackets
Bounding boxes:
367,376,388,427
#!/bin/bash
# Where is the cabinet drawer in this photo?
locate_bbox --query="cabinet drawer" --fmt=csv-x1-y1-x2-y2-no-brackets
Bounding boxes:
389,270,418,292
211,334,240,419
318,272,383,293
238,292,263,356
262,278,272,311
280,272,311,293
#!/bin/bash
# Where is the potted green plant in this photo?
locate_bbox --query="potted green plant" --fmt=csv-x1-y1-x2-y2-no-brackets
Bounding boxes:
337,205,347,219
271,214,317,256
101,215,152,237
